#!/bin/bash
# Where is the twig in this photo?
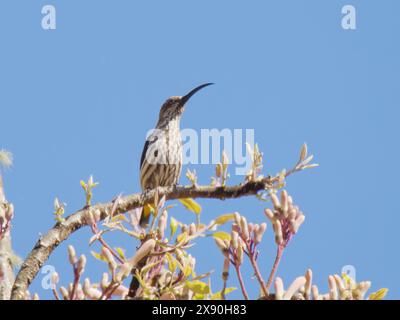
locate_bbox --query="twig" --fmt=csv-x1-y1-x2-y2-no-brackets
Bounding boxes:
266,244,285,292
69,266,80,300
221,252,230,300
99,237,124,264
234,264,249,300
247,246,268,297
51,287,60,300
100,281,120,300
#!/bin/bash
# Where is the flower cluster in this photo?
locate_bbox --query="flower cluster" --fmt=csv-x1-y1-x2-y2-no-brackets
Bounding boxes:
46,245,131,300
19,143,386,300
271,269,387,300
211,151,230,187
264,190,305,247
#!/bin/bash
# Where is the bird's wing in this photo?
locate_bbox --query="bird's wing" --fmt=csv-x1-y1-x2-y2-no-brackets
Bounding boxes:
140,135,159,170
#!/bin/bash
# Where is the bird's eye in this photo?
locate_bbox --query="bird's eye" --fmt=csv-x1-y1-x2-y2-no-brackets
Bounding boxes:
154,150,158,157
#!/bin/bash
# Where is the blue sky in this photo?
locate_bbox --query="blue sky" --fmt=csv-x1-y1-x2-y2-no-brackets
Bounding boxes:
1,0,399,299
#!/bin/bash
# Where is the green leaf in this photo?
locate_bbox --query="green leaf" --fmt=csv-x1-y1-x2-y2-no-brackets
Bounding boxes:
80,180,87,190
0,149,13,168
141,261,162,276
173,256,186,275
142,204,154,221
213,231,231,242
342,273,353,286
214,213,236,226
170,217,178,238
111,215,128,222
183,263,193,278
185,280,211,295
165,253,177,273
115,247,125,260
368,288,388,300
177,232,189,245
90,251,107,262
211,287,237,300
179,198,202,215
134,270,150,292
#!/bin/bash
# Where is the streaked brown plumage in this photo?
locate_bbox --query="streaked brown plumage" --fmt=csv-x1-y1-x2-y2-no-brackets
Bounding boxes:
139,83,213,227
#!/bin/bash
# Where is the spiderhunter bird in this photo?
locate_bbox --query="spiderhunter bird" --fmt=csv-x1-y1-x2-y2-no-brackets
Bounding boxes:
139,83,214,227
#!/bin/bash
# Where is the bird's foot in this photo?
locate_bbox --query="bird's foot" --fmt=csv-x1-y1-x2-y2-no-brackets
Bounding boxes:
140,188,152,206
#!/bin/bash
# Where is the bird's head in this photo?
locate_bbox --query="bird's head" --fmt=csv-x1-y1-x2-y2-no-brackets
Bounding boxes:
157,83,214,126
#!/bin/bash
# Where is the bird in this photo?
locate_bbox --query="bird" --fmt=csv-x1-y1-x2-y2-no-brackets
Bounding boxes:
139,83,214,227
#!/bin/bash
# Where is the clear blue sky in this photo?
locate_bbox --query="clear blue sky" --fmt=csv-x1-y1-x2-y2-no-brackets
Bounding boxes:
1,0,399,299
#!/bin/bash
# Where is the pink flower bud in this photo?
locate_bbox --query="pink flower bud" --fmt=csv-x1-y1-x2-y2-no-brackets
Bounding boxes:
270,193,281,210
300,143,308,161
304,269,312,299
51,272,59,285
264,208,274,221
248,223,255,234
283,276,306,300
274,277,284,300
236,244,243,265
312,285,320,300
354,281,371,300
254,223,267,245
189,223,196,236
234,212,241,225
128,239,156,267
288,207,297,221
67,245,77,265
77,255,87,275
76,284,85,300
5,203,14,221
273,220,283,245
101,247,117,271
292,215,305,233
101,272,110,289
333,274,345,293
214,238,228,252
83,278,91,292
328,275,338,300
111,284,128,297
280,190,289,217
240,216,249,241
231,231,239,249
115,263,131,282
60,286,69,300
83,278,102,300
158,210,168,238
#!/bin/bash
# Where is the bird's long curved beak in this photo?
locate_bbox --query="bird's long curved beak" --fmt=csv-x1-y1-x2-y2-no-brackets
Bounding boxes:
180,83,214,106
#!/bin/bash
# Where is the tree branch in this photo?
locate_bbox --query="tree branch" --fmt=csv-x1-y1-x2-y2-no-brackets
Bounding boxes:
10,178,273,300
